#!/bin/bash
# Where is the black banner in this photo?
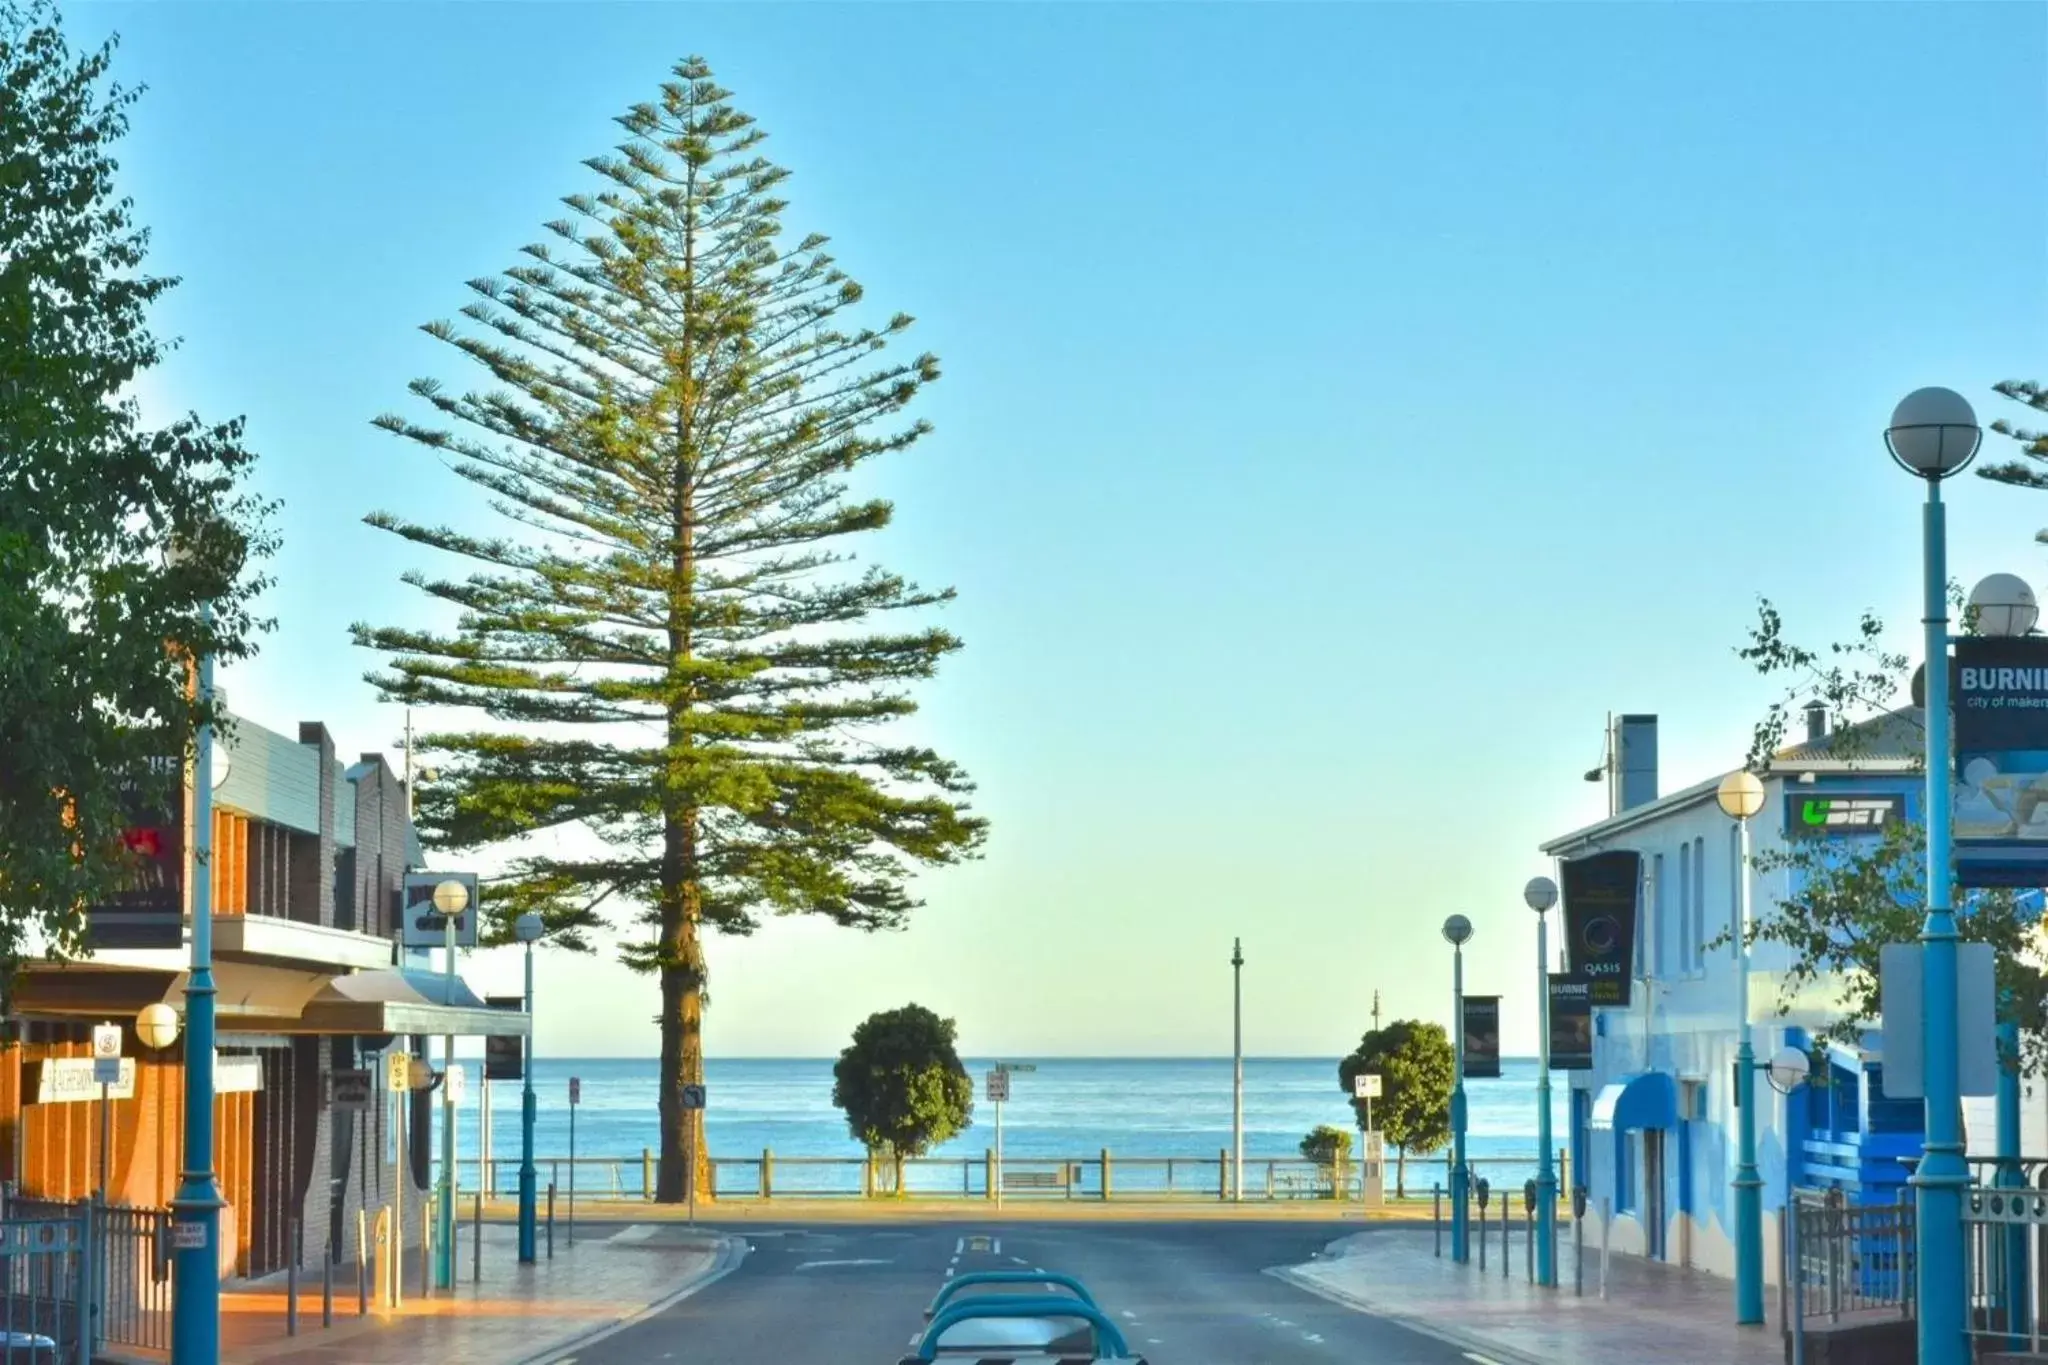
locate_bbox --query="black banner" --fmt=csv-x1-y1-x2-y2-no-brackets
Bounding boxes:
484,995,525,1080
1562,850,1640,1007
86,788,184,949
1461,995,1501,1079
1547,974,1593,1070
1955,637,2048,888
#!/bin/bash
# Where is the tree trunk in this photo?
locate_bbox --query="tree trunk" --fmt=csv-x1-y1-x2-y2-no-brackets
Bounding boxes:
1396,1146,1407,1199
654,868,709,1203
893,1149,906,1199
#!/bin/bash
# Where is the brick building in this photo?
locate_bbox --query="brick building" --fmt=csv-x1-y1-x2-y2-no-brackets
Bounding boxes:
0,711,524,1279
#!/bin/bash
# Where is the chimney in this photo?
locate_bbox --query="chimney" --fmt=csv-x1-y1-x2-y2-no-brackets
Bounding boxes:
1613,714,1659,814
1804,701,1828,745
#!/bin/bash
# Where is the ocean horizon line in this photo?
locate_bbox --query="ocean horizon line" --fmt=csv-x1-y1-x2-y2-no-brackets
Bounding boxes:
526,1054,1549,1065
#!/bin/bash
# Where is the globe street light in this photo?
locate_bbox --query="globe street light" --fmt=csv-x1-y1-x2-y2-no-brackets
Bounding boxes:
1716,768,1766,1326
1523,875,1559,1287
163,533,225,1365
514,911,543,1263
431,878,469,1289
135,1002,181,1052
1887,386,1981,1365
1968,573,2039,640
1442,913,1474,1263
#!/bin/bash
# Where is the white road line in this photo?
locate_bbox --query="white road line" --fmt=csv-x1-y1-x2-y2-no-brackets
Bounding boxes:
1146,1340,1163,1347
1463,1354,1507,1365
1304,1333,1325,1344
1009,1255,1030,1265
955,1237,965,1254
993,1238,1002,1253
795,1258,893,1270
1121,1310,1137,1320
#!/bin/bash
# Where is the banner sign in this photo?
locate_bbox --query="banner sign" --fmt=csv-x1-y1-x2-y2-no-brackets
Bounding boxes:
398,872,481,948
1461,995,1501,1079
86,785,185,949
1955,637,2048,887
1548,974,1593,1070
1561,850,1641,1006
29,1058,135,1103
484,996,525,1081
1783,793,1907,839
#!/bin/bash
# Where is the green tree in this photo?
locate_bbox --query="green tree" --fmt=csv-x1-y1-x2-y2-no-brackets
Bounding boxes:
831,1003,973,1192
1973,379,2048,494
352,58,986,1202
1728,599,2048,1063
1338,1020,1453,1196
1298,1124,1353,1164
0,0,272,980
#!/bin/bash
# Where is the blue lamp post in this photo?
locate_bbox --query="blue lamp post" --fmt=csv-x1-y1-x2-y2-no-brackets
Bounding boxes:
1523,876,1559,1288
1716,768,1766,1326
1886,385,1983,1365
514,911,543,1263
431,878,469,1290
168,557,224,1365
1443,913,1474,1263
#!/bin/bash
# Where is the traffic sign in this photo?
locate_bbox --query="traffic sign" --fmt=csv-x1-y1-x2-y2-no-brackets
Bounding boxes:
91,1024,121,1061
569,1076,581,1105
446,1064,466,1105
169,1221,207,1251
985,1070,1010,1103
995,1063,1036,1074
1354,1073,1382,1100
387,1051,412,1094
681,1083,706,1111
93,1057,122,1086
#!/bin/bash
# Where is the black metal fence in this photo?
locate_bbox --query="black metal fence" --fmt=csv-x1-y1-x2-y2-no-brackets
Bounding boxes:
0,1189,170,1357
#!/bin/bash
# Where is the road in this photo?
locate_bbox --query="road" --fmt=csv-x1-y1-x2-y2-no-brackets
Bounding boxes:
563,1218,1476,1365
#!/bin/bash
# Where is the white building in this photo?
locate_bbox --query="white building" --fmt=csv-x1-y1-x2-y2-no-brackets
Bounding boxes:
1538,710,2044,1281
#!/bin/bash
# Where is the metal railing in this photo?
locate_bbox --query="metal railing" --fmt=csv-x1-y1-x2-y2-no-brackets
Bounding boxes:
1780,1186,1915,1352
94,1204,170,1352
1962,1183,2048,1353
443,1150,1555,1202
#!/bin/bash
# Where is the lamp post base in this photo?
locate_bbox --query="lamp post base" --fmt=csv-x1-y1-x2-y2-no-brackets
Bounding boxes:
169,1177,227,1365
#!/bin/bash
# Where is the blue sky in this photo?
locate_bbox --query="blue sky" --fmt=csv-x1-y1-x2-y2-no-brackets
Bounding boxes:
67,1,2048,1058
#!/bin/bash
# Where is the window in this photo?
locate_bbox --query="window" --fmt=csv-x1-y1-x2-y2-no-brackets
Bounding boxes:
1692,835,1706,973
1644,854,1663,978
1616,1131,1639,1212
1668,843,1685,977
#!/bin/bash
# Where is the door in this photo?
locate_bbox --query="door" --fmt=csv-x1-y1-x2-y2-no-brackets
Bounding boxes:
1643,1129,1667,1261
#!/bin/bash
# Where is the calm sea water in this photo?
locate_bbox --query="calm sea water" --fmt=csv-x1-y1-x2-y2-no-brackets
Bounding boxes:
444,1057,1569,1195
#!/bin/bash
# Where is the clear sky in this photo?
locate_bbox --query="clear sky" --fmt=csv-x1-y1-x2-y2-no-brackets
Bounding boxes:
65,1,2048,1059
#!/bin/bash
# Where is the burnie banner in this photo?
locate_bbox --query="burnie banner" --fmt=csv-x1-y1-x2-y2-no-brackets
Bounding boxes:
1956,637,2048,887
1561,851,1640,1007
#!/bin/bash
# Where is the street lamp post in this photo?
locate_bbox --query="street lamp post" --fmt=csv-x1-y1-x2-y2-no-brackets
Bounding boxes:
514,912,543,1264
168,581,224,1365
1523,877,1559,1287
1886,385,1983,1365
1231,938,1244,1203
1443,914,1474,1263
431,878,469,1289
1717,769,1767,1326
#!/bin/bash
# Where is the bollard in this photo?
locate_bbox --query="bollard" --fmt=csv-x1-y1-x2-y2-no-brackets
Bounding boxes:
357,1208,369,1318
421,1199,434,1300
546,1182,556,1259
1790,1197,1806,1365
762,1147,773,1199
1434,1184,1443,1258
1524,1188,1534,1283
1501,1196,1510,1279
1573,1186,1587,1298
1476,1179,1491,1272
1102,1148,1113,1202
286,1216,300,1336
473,1191,483,1283
323,1246,334,1328
643,1147,655,1202
1598,1196,1611,1300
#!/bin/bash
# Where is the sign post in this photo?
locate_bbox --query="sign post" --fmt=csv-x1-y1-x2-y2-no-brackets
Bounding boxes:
567,1076,580,1246
385,1051,411,1310
92,1022,122,1200
1353,1072,1383,1206
986,1069,1010,1208
681,1083,706,1224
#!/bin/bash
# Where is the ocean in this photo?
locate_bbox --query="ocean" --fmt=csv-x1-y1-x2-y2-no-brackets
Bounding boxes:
446,1056,1569,1196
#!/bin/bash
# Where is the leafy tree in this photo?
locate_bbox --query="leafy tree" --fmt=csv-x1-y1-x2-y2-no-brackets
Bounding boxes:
1298,1124,1352,1164
352,58,986,1201
1338,1020,1453,1196
0,0,272,980
831,1003,973,1192
1728,599,2048,1065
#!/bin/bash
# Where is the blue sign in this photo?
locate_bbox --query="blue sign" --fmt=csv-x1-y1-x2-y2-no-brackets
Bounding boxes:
1955,637,2048,887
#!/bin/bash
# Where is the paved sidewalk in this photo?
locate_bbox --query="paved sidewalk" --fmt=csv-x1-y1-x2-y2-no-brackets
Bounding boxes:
1274,1228,1784,1365
138,1221,738,1365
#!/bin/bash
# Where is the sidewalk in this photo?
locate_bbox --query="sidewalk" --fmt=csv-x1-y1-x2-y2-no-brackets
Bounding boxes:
1274,1228,1784,1365
499,1193,1435,1224
121,1221,741,1365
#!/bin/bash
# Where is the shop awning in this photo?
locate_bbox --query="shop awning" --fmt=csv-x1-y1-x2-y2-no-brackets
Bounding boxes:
1591,1071,1679,1131
290,967,527,1038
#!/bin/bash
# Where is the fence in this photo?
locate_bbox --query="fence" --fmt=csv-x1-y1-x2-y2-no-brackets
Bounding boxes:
445,1151,1558,1202
0,1189,171,1356
1779,1187,1915,1339
0,1195,89,1363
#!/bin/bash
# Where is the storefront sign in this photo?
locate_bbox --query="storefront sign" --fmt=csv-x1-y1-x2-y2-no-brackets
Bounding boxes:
1547,974,1593,1070
214,1055,262,1095
398,872,481,948
1955,637,2048,887
1561,850,1641,1006
31,1058,135,1103
1461,995,1501,1079
328,1069,373,1111
1784,794,1907,838
485,996,525,1080
86,793,185,950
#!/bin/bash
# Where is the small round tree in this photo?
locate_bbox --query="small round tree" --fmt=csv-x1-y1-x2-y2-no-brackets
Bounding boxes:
832,1004,974,1194
1337,1019,1454,1197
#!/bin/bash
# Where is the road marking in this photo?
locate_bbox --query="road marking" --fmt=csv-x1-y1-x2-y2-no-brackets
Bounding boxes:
795,1258,893,1270
1121,1310,1137,1320
1463,1355,1507,1365
1147,1339,1163,1347
955,1237,964,1254
1304,1333,1325,1344
1009,1255,1030,1265
611,1225,656,1244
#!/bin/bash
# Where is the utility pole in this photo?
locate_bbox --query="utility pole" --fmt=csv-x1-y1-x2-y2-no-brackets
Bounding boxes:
1371,989,1381,1034
1231,938,1244,1203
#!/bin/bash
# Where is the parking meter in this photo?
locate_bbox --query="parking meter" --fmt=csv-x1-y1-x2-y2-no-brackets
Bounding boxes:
1475,1177,1491,1210
1572,1186,1588,1219
1522,1179,1536,1213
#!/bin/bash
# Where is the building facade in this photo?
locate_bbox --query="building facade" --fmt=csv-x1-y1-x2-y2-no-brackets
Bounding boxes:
1539,709,2044,1282
1,709,523,1279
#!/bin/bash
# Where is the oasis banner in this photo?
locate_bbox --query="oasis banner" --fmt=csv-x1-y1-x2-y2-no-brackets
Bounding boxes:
1955,637,2048,888
1461,995,1501,1079
1548,974,1593,1070
1561,850,1640,1007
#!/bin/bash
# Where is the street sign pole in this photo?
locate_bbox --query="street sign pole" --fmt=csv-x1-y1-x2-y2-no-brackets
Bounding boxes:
567,1076,579,1246
93,1022,121,1202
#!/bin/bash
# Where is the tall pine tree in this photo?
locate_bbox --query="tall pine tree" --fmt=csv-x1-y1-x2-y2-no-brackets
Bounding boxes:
353,58,986,1201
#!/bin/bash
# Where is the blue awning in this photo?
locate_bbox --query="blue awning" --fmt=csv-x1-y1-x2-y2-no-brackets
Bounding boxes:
1591,1071,1679,1131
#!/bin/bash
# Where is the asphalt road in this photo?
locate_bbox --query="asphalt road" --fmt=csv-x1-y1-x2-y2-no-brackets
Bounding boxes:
562,1219,1478,1365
